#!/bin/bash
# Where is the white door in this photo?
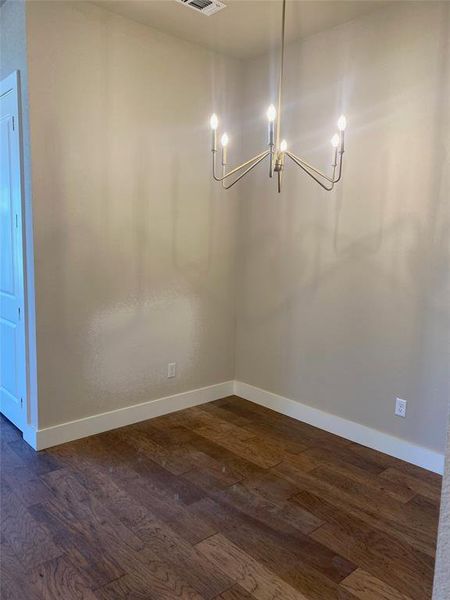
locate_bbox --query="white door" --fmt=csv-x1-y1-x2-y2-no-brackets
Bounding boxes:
0,72,26,431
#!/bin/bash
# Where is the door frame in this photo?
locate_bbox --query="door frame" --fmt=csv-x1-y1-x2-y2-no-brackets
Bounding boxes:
1,70,38,447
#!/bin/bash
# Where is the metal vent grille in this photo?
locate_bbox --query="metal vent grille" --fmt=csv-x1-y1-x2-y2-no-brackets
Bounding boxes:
176,0,226,16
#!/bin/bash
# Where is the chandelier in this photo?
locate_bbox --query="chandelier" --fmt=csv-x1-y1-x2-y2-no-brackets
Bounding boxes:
209,0,347,192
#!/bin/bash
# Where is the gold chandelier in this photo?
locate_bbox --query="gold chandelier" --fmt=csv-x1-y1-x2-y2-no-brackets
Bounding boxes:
209,0,347,193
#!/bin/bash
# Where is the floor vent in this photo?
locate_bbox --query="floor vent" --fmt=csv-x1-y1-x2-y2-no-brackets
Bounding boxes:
175,0,226,16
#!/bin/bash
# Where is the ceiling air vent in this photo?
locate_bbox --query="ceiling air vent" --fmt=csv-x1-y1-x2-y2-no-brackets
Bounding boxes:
176,0,226,16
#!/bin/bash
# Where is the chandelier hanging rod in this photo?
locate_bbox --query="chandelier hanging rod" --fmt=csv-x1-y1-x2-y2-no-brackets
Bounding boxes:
208,0,347,193
276,0,286,152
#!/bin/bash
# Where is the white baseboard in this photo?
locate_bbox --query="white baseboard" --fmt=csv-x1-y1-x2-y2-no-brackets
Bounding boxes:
22,378,445,475
22,423,38,449
234,380,445,475
31,381,234,451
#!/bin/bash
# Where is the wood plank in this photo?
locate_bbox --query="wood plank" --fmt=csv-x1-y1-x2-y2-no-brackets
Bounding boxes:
190,498,357,600
196,533,309,600
291,490,434,598
133,422,246,489
30,555,98,600
379,467,441,504
1,463,55,507
311,464,420,524
39,469,218,599
217,585,255,600
188,407,256,441
1,436,31,470
114,426,194,475
8,439,61,475
130,453,206,505
91,430,205,505
276,462,437,557
239,470,301,503
73,463,226,595
341,568,412,600
192,430,285,469
201,402,255,428
0,414,22,443
406,494,440,537
311,523,433,600
109,459,217,544
212,481,323,536
132,515,233,599
29,500,126,589
298,448,417,502
182,459,243,492
0,482,62,571
175,428,266,480
0,540,42,600
348,443,442,487
218,398,351,451
72,463,152,528
301,446,385,476
96,563,206,600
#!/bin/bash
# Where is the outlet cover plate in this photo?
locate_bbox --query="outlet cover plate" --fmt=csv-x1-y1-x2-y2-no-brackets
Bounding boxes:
395,397,407,418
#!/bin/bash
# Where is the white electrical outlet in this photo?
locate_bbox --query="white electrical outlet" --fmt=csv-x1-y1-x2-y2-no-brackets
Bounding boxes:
395,397,407,418
167,362,177,378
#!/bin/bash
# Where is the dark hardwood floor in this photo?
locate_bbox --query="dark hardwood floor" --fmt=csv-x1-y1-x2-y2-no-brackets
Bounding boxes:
0,396,442,600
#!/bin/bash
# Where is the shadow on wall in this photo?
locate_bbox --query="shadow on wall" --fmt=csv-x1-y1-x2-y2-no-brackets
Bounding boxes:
236,1,449,451
31,0,241,426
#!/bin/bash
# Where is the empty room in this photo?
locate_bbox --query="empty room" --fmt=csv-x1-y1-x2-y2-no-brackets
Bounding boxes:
1,0,449,598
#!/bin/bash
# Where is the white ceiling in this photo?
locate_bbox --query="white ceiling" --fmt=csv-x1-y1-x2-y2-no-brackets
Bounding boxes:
93,0,393,59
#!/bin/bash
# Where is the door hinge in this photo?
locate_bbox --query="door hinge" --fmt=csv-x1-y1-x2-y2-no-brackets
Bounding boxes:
18,306,21,320
21,398,23,408
12,116,15,131
15,213,19,228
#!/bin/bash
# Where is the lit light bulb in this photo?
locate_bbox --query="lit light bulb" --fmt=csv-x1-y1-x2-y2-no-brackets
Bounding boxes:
280,139,287,152
331,133,340,148
210,113,219,130
337,115,347,131
267,104,277,122
221,133,229,147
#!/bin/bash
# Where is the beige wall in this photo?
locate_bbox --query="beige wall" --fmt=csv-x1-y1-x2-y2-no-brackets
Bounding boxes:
236,1,450,453
434,410,450,598
18,0,450,453
26,1,242,428
1,0,27,82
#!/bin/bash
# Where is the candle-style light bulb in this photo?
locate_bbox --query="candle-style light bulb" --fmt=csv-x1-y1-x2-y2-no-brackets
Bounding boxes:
210,113,219,130
267,104,277,122
337,115,347,131
221,132,229,165
331,133,340,148
267,105,276,150
280,139,287,152
210,113,218,152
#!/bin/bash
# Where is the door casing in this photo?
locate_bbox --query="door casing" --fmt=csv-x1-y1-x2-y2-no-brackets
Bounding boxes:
0,70,37,444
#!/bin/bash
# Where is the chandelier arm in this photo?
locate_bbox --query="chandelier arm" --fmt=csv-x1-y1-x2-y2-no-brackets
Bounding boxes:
212,150,269,182
222,152,270,190
287,150,342,184
286,152,335,192
332,154,344,184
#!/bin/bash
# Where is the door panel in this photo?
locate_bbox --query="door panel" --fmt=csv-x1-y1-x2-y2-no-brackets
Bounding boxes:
0,77,26,431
